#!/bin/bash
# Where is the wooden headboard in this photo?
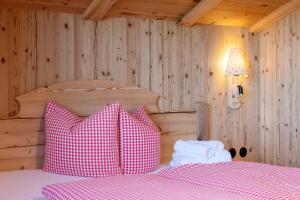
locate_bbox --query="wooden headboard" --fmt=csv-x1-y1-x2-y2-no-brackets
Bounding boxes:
0,80,209,171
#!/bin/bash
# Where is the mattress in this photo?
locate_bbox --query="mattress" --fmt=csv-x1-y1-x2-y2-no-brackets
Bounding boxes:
0,164,170,200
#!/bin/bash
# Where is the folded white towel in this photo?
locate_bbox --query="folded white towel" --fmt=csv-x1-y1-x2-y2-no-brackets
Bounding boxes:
170,150,232,167
170,153,208,167
207,150,232,163
174,140,214,159
190,140,225,154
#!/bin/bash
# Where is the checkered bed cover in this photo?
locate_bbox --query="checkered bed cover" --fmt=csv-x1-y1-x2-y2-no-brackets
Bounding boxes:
43,161,300,200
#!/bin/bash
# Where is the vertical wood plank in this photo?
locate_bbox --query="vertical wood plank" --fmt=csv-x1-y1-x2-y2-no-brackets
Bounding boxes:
95,19,112,81
54,13,75,83
259,28,267,163
276,17,288,166
182,26,193,110
74,15,96,80
8,10,37,116
191,25,208,104
292,9,300,167
138,19,151,89
288,11,299,167
127,18,141,86
0,9,9,118
161,20,173,112
242,30,260,162
259,26,278,165
170,23,183,111
150,20,163,110
205,26,227,148
110,18,127,83
36,11,56,87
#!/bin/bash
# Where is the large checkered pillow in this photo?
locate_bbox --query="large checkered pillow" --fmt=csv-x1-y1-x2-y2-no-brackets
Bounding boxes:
43,100,122,177
120,106,160,174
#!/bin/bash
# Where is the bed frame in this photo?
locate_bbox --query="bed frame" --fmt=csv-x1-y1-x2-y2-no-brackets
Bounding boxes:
0,80,209,171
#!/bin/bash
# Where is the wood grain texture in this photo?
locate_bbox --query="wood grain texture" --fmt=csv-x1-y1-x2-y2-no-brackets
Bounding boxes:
196,102,211,140
0,0,91,14
180,0,223,26
0,0,290,28
196,0,290,27
106,0,289,28
0,112,198,149
0,9,260,164
105,0,197,21
258,7,300,166
83,0,118,20
15,81,161,118
0,10,9,117
250,0,300,32
0,157,44,171
0,107,200,170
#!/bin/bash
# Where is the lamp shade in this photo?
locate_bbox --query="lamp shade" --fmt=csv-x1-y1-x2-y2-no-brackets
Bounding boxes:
225,48,246,76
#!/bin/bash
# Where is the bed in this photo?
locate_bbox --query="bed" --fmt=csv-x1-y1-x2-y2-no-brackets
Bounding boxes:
0,80,207,199
0,164,171,200
1,80,300,200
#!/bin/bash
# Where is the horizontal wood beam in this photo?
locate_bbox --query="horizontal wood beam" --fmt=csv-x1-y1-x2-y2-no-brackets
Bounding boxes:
249,0,300,33
83,0,118,20
180,0,223,26
0,0,89,13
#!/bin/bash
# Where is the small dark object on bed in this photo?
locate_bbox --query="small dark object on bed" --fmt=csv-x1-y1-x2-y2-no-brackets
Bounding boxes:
229,148,236,158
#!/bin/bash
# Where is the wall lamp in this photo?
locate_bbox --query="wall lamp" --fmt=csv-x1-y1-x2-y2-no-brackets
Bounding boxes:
225,48,246,110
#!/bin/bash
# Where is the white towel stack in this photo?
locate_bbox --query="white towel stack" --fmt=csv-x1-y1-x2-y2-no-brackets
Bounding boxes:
170,140,232,167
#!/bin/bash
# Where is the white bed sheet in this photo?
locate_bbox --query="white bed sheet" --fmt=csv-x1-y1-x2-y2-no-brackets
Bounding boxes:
0,164,170,200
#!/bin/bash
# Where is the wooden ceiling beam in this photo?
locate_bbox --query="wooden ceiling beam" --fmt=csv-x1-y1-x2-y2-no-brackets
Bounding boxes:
249,0,300,33
179,0,223,26
83,0,118,20
0,0,90,14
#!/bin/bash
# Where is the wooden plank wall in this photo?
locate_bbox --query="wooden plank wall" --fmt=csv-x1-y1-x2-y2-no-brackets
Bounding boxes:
0,9,260,161
259,8,300,167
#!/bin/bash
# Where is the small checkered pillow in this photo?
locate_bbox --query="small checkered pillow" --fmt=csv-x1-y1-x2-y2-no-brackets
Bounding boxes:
132,106,160,132
120,106,160,174
43,100,122,177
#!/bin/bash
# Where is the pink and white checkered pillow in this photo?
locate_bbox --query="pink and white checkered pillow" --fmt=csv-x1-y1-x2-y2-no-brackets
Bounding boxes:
120,106,160,174
43,101,122,178
132,106,160,132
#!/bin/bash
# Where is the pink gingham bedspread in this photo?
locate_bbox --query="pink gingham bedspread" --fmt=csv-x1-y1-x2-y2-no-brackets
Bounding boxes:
159,161,300,199
43,161,300,200
42,174,249,200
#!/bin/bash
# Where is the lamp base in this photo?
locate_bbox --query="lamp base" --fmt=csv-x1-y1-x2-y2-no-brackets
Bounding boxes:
227,76,241,109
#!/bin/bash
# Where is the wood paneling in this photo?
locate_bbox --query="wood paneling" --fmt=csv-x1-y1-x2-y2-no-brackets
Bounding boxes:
0,112,198,149
106,0,197,21
83,0,119,20
0,1,291,28
0,0,91,14
0,10,37,118
104,0,292,28
197,0,290,27
0,10,9,117
0,112,199,170
0,9,260,163
15,81,160,118
180,0,223,26
259,8,300,166
250,0,300,32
